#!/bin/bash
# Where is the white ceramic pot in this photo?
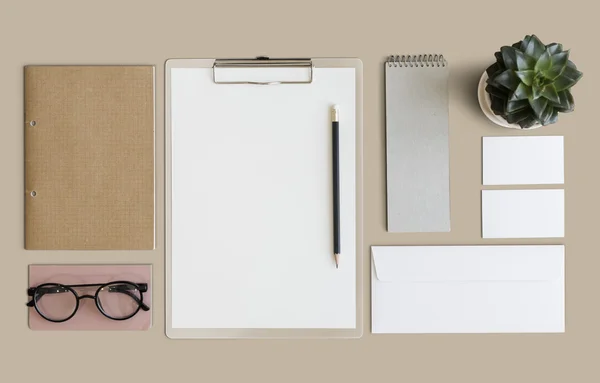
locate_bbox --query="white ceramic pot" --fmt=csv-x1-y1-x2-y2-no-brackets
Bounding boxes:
477,71,542,130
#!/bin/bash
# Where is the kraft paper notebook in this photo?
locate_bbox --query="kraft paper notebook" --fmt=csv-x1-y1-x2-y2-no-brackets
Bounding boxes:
24,66,155,250
165,57,363,339
385,55,450,232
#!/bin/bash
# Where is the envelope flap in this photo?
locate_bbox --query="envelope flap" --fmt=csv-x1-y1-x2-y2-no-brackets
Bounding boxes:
372,246,564,282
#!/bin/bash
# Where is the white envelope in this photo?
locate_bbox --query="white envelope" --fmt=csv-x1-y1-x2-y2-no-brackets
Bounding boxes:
371,245,565,334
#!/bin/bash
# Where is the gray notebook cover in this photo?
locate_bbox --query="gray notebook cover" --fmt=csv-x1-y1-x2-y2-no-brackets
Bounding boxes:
385,55,450,232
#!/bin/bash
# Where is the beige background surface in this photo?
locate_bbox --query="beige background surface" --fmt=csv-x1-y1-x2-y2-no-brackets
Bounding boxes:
1,0,597,382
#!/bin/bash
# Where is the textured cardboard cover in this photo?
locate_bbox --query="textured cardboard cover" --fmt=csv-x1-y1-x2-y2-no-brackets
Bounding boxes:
24,66,155,250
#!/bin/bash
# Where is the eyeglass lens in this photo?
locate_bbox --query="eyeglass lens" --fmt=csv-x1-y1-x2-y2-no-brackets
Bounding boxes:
34,284,77,321
97,283,142,319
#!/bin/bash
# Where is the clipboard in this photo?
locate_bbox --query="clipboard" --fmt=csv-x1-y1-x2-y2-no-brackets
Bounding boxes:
165,57,363,339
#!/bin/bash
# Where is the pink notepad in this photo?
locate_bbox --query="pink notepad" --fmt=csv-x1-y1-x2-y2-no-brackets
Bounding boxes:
28,265,152,330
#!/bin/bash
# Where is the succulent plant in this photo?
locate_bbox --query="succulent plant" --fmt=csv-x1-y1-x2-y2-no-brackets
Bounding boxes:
485,35,583,129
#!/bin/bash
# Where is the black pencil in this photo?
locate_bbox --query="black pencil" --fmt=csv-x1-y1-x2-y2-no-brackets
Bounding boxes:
332,105,341,268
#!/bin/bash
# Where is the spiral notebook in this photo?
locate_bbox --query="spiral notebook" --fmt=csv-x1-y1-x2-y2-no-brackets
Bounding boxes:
385,54,450,233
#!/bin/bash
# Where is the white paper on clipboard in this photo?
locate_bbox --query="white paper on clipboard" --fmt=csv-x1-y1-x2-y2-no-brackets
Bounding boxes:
166,59,363,339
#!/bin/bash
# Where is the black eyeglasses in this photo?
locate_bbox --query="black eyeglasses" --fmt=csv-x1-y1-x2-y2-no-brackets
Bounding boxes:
27,281,150,323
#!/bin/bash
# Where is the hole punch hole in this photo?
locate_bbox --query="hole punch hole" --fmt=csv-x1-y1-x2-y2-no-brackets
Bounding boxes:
29,121,37,127
30,191,37,197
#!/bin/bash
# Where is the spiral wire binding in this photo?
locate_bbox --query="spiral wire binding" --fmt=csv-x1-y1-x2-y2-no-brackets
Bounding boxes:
387,54,447,68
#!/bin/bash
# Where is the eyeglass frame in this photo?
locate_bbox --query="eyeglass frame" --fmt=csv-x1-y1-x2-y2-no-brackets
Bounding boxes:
27,281,150,323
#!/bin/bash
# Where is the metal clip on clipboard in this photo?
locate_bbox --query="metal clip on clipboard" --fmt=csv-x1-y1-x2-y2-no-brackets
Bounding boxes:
212,56,313,85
